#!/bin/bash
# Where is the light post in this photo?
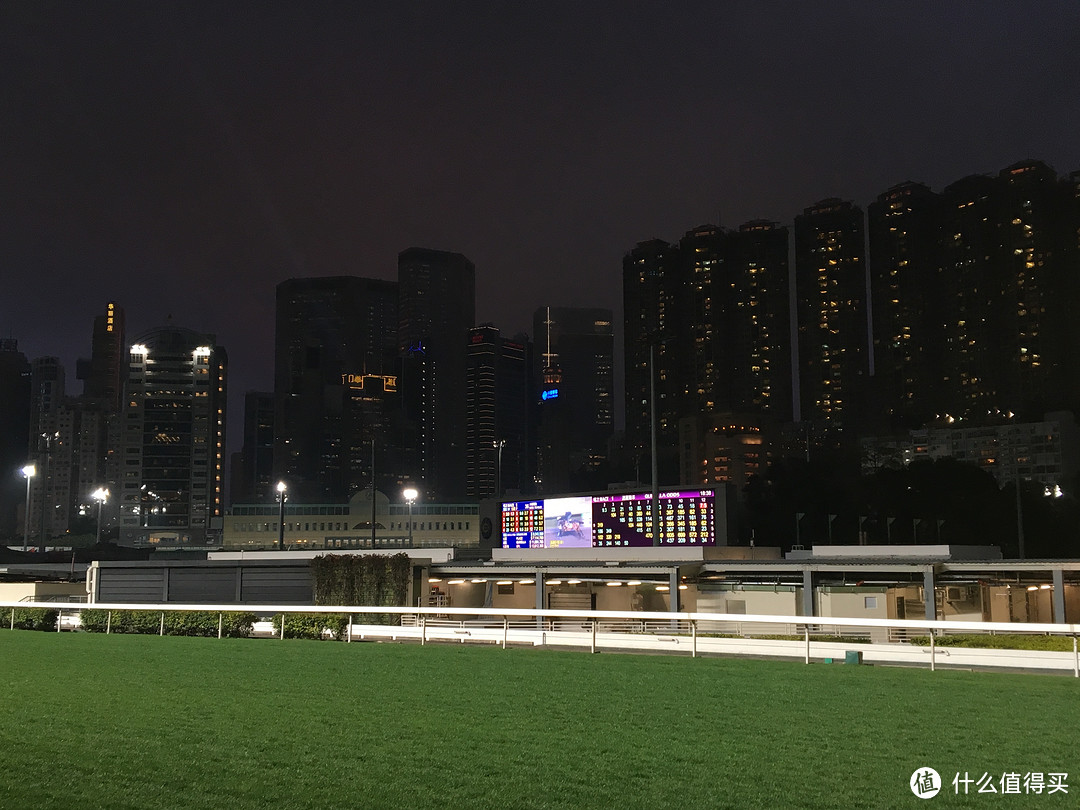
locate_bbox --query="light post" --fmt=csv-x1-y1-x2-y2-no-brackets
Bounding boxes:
91,487,109,545
403,487,418,547
492,439,505,498
21,464,35,552
276,481,287,551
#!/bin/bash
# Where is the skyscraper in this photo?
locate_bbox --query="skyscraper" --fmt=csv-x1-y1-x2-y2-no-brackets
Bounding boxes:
118,326,227,547
77,301,126,413
933,161,1075,420
397,248,476,500
465,326,531,497
274,276,400,502
868,182,944,429
232,391,275,505
718,221,792,421
532,306,614,491
794,199,870,430
623,239,681,484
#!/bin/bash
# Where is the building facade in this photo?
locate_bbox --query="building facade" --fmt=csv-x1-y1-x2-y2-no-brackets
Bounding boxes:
794,199,870,430
274,276,401,502
397,248,476,500
118,326,227,547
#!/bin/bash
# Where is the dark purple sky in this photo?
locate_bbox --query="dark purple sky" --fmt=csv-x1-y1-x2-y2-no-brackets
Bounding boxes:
3,2,1079,427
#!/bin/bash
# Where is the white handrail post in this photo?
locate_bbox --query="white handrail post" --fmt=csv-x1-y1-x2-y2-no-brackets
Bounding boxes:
218,613,223,639
9,607,13,630
348,614,353,643
502,616,508,650
57,608,62,632
106,610,112,634
930,630,936,672
804,624,810,664
420,614,426,646
1073,636,1078,679
691,619,697,658
591,620,597,654
159,612,164,636
280,614,286,640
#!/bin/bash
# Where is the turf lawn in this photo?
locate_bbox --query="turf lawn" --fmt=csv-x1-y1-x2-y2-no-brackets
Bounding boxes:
0,631,1076,809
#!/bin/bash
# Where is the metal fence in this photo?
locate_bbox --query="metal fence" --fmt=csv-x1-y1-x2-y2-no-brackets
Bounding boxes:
3,600,1079,676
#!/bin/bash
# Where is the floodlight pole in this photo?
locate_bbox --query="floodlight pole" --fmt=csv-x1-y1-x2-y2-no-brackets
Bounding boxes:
650,341,659,546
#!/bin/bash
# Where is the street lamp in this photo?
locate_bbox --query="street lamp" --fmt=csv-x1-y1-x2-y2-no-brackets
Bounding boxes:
91,487,109,545
403,487,418,547
492,439,506,498
276,481,287,551
21,464,35,552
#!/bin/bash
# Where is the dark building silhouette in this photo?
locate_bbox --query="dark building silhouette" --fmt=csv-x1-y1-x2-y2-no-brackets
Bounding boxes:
0,340,31,540
274,276,400,502
465,326,531,498
397,248,476,500
623,239,682,485
77,301,126,414
232,391,275,505
532,306,614,491
794,199,870,430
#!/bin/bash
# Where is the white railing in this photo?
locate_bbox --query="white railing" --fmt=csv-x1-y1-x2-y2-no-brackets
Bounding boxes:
3,601,1079,676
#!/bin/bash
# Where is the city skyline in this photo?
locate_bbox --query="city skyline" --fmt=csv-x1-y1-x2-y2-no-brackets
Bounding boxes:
3,2,1079,423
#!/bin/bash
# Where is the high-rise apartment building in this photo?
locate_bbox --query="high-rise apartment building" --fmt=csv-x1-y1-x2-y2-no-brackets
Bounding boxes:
465,326,531,498
274,277,400,502
794,199,870,429
118,326,227,547
397,248,476,500
720,221,793,421
624,224,792,487
868,182,944,430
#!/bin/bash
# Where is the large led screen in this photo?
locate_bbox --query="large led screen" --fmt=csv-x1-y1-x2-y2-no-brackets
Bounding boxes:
501,489,717,548
593,490,715,547
541,496,594,548
501,500,545,548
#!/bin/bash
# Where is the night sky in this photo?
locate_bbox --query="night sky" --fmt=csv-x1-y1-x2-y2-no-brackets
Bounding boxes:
3,2,1079,439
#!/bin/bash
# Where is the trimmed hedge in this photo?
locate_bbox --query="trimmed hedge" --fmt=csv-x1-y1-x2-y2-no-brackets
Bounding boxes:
3,607,59,631
79,609,255,638
311,553,411,625
270,612,349,640
908,633,1077,652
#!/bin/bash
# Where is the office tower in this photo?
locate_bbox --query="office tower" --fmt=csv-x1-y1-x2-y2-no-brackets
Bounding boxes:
397,248,476,500
794,199,870,429
465,326,531,497
274,276,400,502
117,326,227,547
232,391,275,505
77,301,126,413
868,182,944,429
532,306,614,491
0,340,31,541
623,239,682,484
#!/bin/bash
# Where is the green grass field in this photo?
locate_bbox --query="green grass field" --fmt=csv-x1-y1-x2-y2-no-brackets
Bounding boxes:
0,632,1076,809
